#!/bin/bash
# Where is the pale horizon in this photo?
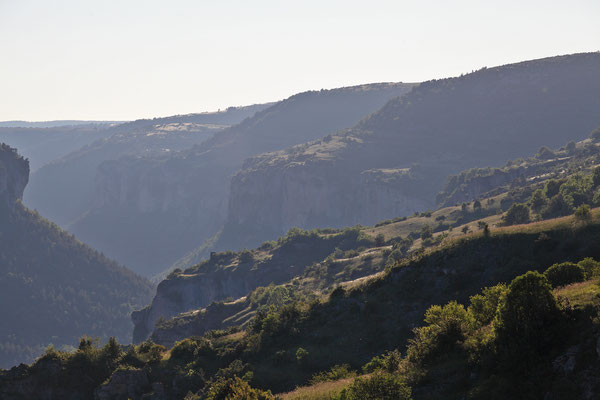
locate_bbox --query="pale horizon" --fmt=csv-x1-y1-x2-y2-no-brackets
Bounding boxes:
1,0,599,121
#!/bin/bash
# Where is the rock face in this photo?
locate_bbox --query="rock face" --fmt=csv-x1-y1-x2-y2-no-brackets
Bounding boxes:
71,83,415,276
150,298,250,348
132,252,304,342
227,157,433,247
223,53,600,251
132,226,372,342
24,104,267,228
0,143,29,209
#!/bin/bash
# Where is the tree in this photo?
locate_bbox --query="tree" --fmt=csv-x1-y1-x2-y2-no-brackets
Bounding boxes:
536,146,555,160
589,126,600,142
494,271,562,370
543,262,585,288
559,173,593,208
375,233,386,247
468,284,507,327
578,257,600,279
565,141,576,154
502,203,530,226
407,302,472,363
541,193,572,219
340,372,412,400
461,226,469,234
473,199,482,210
544,179,563,199
205,377,274,400
574,204,592,222
593,167,600,187
420,225,433,240
529,189,547,213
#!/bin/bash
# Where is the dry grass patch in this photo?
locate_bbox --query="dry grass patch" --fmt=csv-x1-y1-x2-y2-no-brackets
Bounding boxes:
279,376,355,399
555,278,600,308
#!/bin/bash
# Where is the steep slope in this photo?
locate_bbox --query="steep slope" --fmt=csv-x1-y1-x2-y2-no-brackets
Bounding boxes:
4,212,600,399
224,53,600,252
69,83,414,276
143,134,600,349
0,144,154,368
23,104,268,227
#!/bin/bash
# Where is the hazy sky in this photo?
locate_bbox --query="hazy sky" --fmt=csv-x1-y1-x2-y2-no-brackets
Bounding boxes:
1,0,598,121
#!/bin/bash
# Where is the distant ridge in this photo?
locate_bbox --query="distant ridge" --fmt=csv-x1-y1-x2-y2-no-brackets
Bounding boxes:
0,120,125,128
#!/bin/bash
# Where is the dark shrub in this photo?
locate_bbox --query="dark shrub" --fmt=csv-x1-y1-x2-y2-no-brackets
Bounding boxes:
543,262,585,288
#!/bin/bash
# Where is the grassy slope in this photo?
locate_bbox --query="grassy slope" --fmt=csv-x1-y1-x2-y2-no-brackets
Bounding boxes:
244,210,600,391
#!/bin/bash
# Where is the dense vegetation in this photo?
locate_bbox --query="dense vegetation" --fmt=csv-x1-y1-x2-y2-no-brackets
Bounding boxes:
6,205,600,398
0,145,153,368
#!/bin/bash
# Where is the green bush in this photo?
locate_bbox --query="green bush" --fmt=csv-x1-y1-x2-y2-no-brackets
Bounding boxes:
494,271,562,370
529,189,547,213
406,301,473,364
502,203,530,226
362,349,402,373
574,204,592,222
577,257,600,279
543,262,585,288
336,372,412,400
310,364,355,384
420,225,433,240
204,376,274,400
541,193,572,219
468,284,508,327
375,233,386,247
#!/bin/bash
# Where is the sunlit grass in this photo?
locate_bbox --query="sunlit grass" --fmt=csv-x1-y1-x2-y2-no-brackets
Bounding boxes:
279,376,355,399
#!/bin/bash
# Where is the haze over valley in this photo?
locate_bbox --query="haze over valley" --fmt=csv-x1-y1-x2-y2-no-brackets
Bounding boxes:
1,1,600,399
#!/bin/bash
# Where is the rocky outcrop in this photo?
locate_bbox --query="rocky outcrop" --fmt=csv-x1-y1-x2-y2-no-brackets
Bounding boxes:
223,53,600,253
226,154,434,248
132,253,304,342
132,226,374,342
150,297,250,348
0,143,29,209
69,83,414,276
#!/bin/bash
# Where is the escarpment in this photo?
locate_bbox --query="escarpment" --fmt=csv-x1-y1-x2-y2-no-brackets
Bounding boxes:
72,83,415,276
0,143,29,209
221,53,600,251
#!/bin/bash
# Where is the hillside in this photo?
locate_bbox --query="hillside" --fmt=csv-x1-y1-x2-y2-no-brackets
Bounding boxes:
218,53,600,255
67,83,414,276
4,207,600,398
138,132,600,350
0,144,154,368
23,104,268,227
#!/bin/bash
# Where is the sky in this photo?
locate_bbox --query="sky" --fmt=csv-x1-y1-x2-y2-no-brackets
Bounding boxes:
0,0,599,121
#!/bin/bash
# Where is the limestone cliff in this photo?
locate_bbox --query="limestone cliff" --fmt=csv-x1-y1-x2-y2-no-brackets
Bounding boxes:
0,143,29,209
73,83,415,276
132,226,376,342
227,149,435,248
221,53,600,251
